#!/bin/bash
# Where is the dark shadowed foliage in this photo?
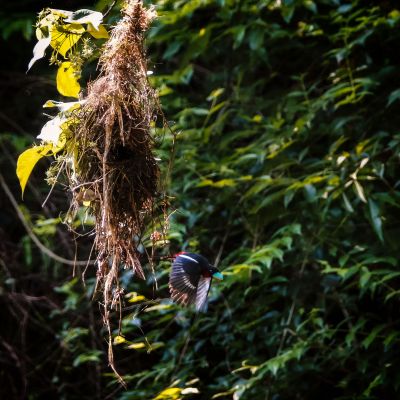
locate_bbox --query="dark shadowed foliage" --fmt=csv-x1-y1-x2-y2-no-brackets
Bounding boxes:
1,0,400,399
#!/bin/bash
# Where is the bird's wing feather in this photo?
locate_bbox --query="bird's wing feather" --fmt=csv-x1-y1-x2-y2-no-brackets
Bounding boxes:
195,276,212,312
169,259,199,306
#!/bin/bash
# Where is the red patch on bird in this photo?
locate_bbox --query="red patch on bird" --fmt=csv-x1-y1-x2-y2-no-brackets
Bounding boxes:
202,270,212,278
173,251,187,258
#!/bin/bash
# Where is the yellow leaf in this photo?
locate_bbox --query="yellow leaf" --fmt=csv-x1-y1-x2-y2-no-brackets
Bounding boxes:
87,23,109,39
16,145,53,197
127,342,146,350
144,304,172,312
37,12,62,32
43,99,82,112
53,133,67,153
128,294,146,303
113,335,126,345
213,179,236,188
49,9,72,18
252,114,262,123
57,62,81,98
50,23,84,57
154,387,182,400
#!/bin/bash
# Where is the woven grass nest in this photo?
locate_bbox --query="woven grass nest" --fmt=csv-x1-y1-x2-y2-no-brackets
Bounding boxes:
68,0,160,378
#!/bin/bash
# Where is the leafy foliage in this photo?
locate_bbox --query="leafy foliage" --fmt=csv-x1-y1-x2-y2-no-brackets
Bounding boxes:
2,0,400,399
116,0,400,398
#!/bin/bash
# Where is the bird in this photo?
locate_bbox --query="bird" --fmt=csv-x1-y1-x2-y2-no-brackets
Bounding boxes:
169,252,223,312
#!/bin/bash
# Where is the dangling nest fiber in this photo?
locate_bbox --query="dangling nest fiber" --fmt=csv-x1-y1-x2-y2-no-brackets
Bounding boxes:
69,0,158,375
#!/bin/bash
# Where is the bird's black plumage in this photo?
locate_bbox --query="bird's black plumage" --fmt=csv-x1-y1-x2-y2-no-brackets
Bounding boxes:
169,252,222,312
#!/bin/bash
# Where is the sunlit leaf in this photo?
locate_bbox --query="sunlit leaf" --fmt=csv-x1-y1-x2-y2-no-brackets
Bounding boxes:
181,388,199,395
128,294,146,303
50,23,84,57
144,304,172,312
37,114,69,152
87,23,109,39
56,61,81,98
353,180,367,203
153,387,181,400
127,342,146,349
43,99,82,112
113,335,126,345
27,36,51,71
16,145,53,197
65,9,103,30
49,9,72,18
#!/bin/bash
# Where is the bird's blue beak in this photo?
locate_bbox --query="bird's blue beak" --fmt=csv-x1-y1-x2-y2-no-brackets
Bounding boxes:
212,272,224,280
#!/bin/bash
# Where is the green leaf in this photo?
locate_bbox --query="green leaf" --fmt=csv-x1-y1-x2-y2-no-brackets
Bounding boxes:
353,180,367,203
72,350,102,367
163,41,182,60
342,192,354,212
368,199,384,242
359,267,371,289
248,27,264,50
387,88,400,107
363,374,383,396
361,325,385,349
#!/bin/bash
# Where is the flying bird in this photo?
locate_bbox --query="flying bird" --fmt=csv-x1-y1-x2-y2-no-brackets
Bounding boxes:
169,252,223,312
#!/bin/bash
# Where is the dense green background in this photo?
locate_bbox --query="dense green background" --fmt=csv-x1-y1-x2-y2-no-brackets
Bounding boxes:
1,0,400,399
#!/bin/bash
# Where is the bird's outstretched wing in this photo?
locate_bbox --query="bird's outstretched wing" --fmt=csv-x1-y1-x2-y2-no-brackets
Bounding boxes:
195,276,212,312
169,258,199,307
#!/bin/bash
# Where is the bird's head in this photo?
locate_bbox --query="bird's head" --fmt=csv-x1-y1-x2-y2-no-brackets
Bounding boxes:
208,265,223,280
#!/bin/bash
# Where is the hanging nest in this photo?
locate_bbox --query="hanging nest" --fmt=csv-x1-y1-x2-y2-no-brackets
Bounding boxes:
67,0,159,377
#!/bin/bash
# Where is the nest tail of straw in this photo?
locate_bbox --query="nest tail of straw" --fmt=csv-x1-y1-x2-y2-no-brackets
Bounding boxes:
69,1,159,380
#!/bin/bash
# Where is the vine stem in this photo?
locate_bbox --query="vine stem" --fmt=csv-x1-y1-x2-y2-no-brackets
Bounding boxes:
0,173,94,267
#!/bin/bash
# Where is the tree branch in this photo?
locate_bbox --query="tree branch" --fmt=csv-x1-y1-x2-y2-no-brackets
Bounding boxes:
0,173,94,267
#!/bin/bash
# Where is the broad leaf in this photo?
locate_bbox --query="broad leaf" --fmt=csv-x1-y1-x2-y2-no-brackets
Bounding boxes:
65,9,103,30
56,61,81,98
87,23,109,39
368,199,384,242
37,116,66,145
16,145,53,197
43,99,82,112
154,387,181,400
50,23,84,57
27,36,51,71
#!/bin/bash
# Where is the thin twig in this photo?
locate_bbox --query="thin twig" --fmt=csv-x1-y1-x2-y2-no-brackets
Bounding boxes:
276,254,309,355
0,173,95,267
103,0,117,18
41,159,66,208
